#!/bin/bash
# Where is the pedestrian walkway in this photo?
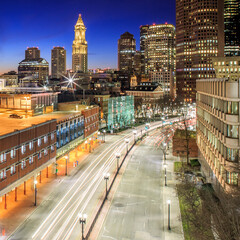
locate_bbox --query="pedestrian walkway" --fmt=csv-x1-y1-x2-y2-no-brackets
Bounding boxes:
96,134,184,240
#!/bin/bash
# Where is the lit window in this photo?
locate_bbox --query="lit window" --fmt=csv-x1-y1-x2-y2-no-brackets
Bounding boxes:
38,138,41,146
44,136,48,143
0,152,6,163
0,169,6,180
29,156,34,164
51,133,54,140
51,145,55,152
21,160,26,169
44,149,48,156
21,145,26,154
10,149,16,159
29,141,33,150
11,165,16,175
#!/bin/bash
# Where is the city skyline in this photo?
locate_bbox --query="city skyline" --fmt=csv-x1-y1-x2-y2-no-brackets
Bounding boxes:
0,0,176,74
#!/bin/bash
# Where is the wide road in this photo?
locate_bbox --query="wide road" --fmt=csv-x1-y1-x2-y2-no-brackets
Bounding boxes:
97,127,184,240
8,121,168,240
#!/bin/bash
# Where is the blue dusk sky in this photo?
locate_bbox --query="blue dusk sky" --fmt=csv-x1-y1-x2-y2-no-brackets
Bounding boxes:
0,0,176,74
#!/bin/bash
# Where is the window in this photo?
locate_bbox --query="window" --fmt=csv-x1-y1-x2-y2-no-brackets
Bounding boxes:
44,149,48,156
38,151,42,159
29,141,33,150
21,160,26,169
44,136,48,143
51,145,55,152
51,133,54,140
0,169,6,180
227,125,239,138
38,138,41,146
29,156,34,164
21,144,26,154
226,172,238,186
0,152,6,163
10,149,16,159
227,102,239,115
10,165,16,175
227,148,238,162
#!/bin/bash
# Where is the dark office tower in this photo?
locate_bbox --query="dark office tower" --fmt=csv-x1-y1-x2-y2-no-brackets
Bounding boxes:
140,24,176,96
51,47,66,79
118,32,136,74
224,0,240,56
176,0,224,102
140,25,148,75
25,47,40,59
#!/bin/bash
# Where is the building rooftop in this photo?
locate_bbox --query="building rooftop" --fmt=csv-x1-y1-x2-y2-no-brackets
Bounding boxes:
0,110,83,137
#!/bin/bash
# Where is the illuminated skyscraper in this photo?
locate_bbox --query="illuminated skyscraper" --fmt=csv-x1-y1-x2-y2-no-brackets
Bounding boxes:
118,32,136,74
140,24,176,96
224,0,240,56
51,47,66,78
25,47,40,60
72,14,88,73
176,0,224,102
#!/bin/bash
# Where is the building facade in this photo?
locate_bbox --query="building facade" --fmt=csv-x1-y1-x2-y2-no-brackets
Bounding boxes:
72,14,88,73
18,58,49,86
140,24,176,97
25,47,40,60
196,78,240,192
51,47,66,79
107,96,134,130
212,56,240,80
118,32,136,74
176,0,224,102
224,0,240,56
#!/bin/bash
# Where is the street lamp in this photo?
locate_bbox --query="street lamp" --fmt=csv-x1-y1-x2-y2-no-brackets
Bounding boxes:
133,130,137,143
79,213,87,240
125,138,129,153
115,153,120,172
34,180,38,206
104,173,110,199
163,164,167,186
167,200,171,230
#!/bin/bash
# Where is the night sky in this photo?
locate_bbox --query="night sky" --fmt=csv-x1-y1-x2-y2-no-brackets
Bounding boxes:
0,0,176,74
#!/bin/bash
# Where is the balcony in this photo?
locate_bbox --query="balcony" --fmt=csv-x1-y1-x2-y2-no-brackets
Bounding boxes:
225,137,239,148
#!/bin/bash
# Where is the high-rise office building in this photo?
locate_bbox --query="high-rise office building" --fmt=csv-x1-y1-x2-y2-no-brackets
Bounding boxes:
51,47,66,79
25,47,40,59
140,24,176,96
72,14,88,73
176,0,224,102
18,47,49,86
118,32,136,74
224,0,240,56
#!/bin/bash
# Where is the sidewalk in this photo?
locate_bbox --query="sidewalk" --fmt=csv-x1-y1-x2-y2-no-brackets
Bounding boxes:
0,141,99,238
163,142,184,240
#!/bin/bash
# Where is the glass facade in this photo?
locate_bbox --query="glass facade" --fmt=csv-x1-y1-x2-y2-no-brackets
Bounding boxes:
56,117,84,149
107,96,135,130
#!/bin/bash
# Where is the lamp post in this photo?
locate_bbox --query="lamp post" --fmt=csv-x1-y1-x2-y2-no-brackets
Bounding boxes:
115,153,120,172
167,200,171,230
125,138,129,153
34,180,37,206
104,173,110,199
163,164,167,186
133,130,137,143
79,213,87,240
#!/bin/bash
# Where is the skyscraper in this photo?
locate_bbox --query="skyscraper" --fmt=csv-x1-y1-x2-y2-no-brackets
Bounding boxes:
224,0,240,56
72,14,88,73
51,47,66,79
25,47,40,59
19,47,49,86
118,32,136,74
176,0,224,102
140,24,176,96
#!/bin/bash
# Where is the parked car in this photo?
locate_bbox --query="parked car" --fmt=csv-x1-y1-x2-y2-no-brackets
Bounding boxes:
9,114,23,119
